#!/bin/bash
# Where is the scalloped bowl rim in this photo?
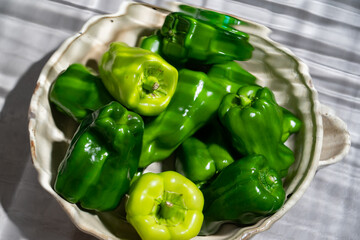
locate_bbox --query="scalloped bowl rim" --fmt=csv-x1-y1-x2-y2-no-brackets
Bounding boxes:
28,1,323,240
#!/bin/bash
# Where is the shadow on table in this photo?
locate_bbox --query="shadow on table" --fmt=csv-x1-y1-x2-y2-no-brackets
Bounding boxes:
0,52,96,240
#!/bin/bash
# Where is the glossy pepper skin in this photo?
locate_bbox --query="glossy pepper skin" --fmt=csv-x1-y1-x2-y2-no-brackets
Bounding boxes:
49,63,113,121
200,154,286,235
160,12,253,65
195,119,236,172
139,34,162,55
176,137,217,185
281,107,302,142
207,61,256,87
139,63,249,168
218,85,295,178
178,4,249,37
99,42,178,116
139,69,218,167
125,171,204,240
54,101,144,211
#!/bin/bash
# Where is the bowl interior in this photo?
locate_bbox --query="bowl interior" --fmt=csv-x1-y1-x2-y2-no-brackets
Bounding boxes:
28,2,322,240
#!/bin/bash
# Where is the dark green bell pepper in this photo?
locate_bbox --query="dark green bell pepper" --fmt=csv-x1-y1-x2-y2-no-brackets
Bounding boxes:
139,69,220,167
139,62,251,168
159,12,253,65
54,101,144,211
218,85,295,178
49,63,113,121
178,4,249,36
200,154,286,235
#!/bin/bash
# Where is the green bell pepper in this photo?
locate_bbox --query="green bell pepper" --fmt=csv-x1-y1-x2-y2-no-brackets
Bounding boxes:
207,144,234,172
195,119,236,172
49,63,113,121
139,33,162,55
125,171,204,240
200,154,286,235
207,61,256,87
176,137,217,185
281,107,302,142
218,85,295,177
160,12,253,65
176,129,236,188
139,62,249,168
99,42,178,116
176,116,240,187
178,4,249,36
54,101,144,211
139,69,218,167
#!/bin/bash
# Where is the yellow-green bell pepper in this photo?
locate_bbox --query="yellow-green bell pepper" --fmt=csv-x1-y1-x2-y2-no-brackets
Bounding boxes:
125,171,204,240
99,42,178,116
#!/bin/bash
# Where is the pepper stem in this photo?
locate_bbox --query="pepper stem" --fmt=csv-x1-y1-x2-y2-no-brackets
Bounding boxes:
156,191,186,226
143,76,159,92
239,95,252,107
259,168,279,193
159,201,175,219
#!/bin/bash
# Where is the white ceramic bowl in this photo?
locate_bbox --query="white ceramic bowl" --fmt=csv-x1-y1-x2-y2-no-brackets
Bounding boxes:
28,1,351,239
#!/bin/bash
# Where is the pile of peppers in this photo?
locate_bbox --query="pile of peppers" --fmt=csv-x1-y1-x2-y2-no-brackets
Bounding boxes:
49,5,302,240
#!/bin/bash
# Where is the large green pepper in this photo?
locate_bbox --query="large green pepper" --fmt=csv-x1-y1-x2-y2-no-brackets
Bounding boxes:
200,154,286,235
99,42,178,116
160,12,253,65
54,101,144,211
125,171,204,240
218,85,295,177
139,62,250,168
139,69,218,167
49,63,113,121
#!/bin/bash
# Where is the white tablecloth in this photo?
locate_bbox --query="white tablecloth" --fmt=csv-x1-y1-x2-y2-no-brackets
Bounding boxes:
0,0,359,239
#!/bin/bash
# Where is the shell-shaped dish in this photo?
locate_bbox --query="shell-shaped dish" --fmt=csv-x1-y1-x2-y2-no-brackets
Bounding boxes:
28,2,350,240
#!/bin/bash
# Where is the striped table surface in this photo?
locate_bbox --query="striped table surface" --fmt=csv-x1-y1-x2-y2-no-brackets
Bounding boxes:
0,0,359,239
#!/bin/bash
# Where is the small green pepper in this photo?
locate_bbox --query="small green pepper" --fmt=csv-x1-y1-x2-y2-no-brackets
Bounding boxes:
176,137,217,185
200,154,286,235
139,34,162,55
195,119,236,172
125,171,204,240
160,12,253,65
218,85,295,177
54,101,144,211
99,42,178,116
49,63,113,121
207,61,256,88
281,107,302,142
